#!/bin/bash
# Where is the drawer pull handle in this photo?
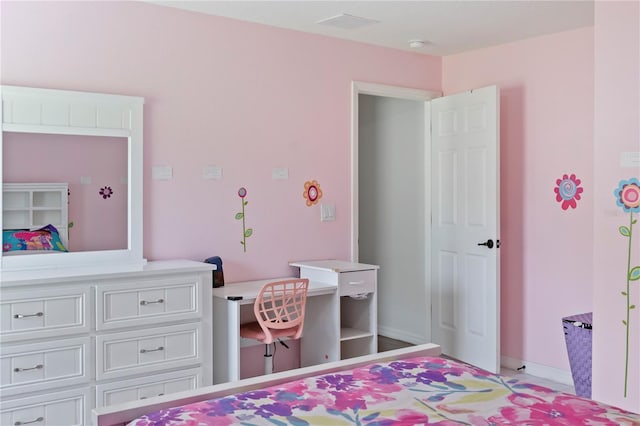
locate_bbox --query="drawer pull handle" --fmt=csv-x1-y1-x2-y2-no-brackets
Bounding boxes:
13,312,44,319
14,364,44,373
140,346,164,354
348,281,365,285
140,298,165,306
14,417,44,425
140,393,164,400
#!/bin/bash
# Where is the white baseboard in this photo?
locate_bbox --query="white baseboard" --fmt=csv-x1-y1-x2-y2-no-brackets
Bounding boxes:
378,325,427,345
501,355,574,387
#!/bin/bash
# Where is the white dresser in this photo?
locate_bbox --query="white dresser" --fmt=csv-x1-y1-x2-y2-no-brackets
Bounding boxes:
0,260,213,426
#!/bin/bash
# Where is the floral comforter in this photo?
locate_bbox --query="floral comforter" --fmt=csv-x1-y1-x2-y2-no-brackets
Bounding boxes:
129,356,639,425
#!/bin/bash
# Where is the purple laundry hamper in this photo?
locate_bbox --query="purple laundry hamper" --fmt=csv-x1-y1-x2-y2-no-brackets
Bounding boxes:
562,312,592,398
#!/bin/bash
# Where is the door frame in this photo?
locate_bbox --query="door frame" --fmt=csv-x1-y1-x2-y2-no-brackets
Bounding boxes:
350,81,440,343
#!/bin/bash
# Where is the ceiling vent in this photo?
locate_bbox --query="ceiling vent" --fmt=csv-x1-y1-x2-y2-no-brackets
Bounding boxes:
316,13,379,30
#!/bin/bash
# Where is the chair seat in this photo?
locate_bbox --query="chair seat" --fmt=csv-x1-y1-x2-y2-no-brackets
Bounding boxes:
240,321,301,344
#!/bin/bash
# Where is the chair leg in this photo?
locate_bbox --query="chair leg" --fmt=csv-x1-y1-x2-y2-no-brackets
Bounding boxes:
264,343,273,374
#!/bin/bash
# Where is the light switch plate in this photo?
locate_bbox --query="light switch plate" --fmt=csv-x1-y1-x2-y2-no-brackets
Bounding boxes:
321,204,335,222
80,176,92,185
152,165,173,180
620,151,640,168
272,167,289,180
203,165,223,180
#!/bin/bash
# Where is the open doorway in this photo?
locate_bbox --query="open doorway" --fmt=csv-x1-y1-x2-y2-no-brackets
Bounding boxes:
351,82,438,346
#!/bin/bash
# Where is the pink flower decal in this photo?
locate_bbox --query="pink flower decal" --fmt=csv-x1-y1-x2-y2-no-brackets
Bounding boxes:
303,180,322,206
615,178,640,213
554,174,583,210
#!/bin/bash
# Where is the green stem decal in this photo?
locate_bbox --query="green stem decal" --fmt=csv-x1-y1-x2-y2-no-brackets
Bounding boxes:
614,177,640,398
235,187,253,252
623,212,633,397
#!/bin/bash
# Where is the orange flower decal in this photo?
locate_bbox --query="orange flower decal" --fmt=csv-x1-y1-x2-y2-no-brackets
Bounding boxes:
303,180,322,206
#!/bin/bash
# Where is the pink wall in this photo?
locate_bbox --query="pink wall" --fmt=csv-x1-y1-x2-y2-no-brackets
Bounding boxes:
0,0,441,283
3,133,128,252
5,1,635,408
442,28,595,372
592,1,640,413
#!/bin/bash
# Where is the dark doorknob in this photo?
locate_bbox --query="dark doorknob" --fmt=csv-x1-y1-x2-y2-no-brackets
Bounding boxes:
477,239,494,249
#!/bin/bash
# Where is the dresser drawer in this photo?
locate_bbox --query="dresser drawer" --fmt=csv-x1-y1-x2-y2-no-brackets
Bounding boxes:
0,288,89,343
96,367,201,408
96,276,202,330
96,322,201,380
338,270,375,296
0,387,88,426
0,337,89,397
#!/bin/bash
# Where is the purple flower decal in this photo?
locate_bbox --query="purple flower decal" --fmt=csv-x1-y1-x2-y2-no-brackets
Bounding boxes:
99,186,113,199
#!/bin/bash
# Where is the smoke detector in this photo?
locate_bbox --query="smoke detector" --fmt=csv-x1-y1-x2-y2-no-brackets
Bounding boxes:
409,40,426,49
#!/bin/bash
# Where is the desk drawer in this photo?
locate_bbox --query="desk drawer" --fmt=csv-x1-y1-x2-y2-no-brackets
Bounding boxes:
0,288,88,343
0,388,88,426
338,271,375,296
96,323,201,380
96,368,201,408
96,276,201,330
0,338,88,397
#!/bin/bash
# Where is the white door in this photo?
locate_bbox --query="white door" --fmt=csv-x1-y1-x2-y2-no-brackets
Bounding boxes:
430,86,500,373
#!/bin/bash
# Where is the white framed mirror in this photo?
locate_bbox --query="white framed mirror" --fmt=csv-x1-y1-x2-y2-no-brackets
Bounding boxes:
0,85,145,271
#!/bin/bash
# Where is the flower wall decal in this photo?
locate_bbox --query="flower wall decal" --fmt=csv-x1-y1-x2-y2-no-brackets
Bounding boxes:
614,177,640,398
554,173,583,210
99,186,113,199
303,180,323,206
235,187,253,252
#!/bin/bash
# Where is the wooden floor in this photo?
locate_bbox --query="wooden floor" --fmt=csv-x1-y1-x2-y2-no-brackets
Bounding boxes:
377,335,575,395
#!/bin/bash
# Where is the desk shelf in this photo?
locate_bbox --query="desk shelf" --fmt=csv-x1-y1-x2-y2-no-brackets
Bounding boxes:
340,327,374,341
291,260,378,361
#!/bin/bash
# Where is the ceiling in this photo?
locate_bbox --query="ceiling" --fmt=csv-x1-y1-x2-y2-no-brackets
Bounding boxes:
147,0,594,56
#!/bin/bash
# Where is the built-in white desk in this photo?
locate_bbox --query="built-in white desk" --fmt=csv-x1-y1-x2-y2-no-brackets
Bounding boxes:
212,277,340,384
212,261,379,385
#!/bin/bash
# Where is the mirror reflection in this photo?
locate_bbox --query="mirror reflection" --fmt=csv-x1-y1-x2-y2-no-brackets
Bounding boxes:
3,132,128,253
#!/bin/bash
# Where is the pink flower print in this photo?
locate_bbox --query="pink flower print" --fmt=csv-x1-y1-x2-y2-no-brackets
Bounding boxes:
554,174,583,210
615,178,640,213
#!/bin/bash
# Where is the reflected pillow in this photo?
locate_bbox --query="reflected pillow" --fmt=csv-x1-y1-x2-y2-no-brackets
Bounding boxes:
3,224,68,253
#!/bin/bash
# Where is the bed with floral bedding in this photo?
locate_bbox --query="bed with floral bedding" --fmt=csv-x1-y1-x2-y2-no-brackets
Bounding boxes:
127,355,638,426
